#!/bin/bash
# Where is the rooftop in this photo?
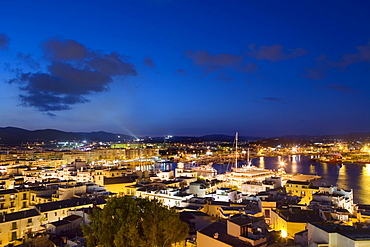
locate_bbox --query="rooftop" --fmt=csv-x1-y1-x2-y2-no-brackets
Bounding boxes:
0,209,40,223
50,219,70,227
35,197,106,212
198,221,251,247
310,222,370,241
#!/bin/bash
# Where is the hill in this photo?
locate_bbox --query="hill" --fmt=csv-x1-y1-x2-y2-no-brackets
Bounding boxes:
0,127,135,145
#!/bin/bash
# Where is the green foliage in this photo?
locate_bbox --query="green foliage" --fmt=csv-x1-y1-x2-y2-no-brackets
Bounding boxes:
82,196,188,247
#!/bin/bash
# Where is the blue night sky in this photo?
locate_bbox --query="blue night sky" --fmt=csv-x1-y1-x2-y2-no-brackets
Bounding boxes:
0,1,370,137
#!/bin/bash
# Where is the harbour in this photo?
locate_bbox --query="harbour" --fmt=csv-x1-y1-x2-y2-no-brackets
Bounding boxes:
156,155,370,204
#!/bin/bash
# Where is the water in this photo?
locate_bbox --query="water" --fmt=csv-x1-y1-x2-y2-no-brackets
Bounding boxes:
213,155,370,204
155,155,370,204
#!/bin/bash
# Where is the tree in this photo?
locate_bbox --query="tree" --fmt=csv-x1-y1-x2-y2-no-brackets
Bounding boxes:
83,196,189,247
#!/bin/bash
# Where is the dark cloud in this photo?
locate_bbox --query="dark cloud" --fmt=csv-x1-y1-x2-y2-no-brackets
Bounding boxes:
329,42,370,68
184,50,244,72
304,68,325,80
87,52,137,76
243,62,259,72
43,112,57,117
0,33,10,50
43,38,90,61
183,50,250,82
17,53,41,70
317,83,355,94
263,97,282,101
176,69,186,75
305,43,370,80
247,44,307,62
184,45,303,82
9,37,137,112
216,72,233,83
143,56,155,68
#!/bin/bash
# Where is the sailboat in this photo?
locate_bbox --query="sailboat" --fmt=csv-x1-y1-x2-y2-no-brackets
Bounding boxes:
217,132,274,187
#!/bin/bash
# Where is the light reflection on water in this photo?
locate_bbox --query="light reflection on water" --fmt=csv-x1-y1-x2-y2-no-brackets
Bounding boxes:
259,157,265,169
251,156,370,204
156,155,370,204
358,164,370,204
253,156,370,204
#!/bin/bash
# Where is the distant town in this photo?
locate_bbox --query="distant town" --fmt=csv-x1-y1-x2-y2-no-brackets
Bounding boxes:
0,127,370,246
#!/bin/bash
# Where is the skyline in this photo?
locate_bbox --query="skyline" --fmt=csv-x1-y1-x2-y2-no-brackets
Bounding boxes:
1,1,370,137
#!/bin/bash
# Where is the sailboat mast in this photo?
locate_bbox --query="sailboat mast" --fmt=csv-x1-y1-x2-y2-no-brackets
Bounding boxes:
235,132,238,169
247,147,250,166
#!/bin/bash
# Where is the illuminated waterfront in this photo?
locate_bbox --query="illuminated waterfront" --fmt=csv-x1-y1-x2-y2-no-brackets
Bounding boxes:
214,155,370,204
156,155,370,204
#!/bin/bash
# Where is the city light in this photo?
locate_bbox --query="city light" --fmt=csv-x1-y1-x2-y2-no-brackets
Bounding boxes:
281,229,287,238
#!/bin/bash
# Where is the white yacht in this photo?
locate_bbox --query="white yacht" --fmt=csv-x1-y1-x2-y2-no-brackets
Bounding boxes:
217,132,274,187
191,163,217,177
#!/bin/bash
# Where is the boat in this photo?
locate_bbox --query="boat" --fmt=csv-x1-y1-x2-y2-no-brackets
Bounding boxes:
191,163,217,176
216,132,275,187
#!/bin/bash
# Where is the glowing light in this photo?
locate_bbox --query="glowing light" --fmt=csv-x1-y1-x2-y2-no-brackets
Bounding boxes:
281,229,287,238
279,161,285,167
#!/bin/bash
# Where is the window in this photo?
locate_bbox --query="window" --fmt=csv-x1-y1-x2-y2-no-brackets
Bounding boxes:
27,219,32,226
240,226,248,236
264,209,270,218
23,193,27,200
12,222,17,230
23,201,27,208
11,231,17,241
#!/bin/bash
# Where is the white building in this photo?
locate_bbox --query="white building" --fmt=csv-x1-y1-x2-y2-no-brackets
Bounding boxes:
136,186,193,208
205,188,242,203
0,209,43,246
310,185,354,213
307,222,370,247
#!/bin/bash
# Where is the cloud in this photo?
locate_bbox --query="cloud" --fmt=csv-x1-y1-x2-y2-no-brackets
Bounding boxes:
263,97,282,101
247,44,307,62
9,37,137,112
329,42,370,68
216,72,233,83
184,45,304,82
17,53,41,70
43,112,57,117
184,50,249,82
304,68,325,80
184,50,244,73
243,62,259,72
0,33,10,50
176,69,187,75
317,83,355,94
143,56,155,68
305,43,370,80
43,38,90,61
